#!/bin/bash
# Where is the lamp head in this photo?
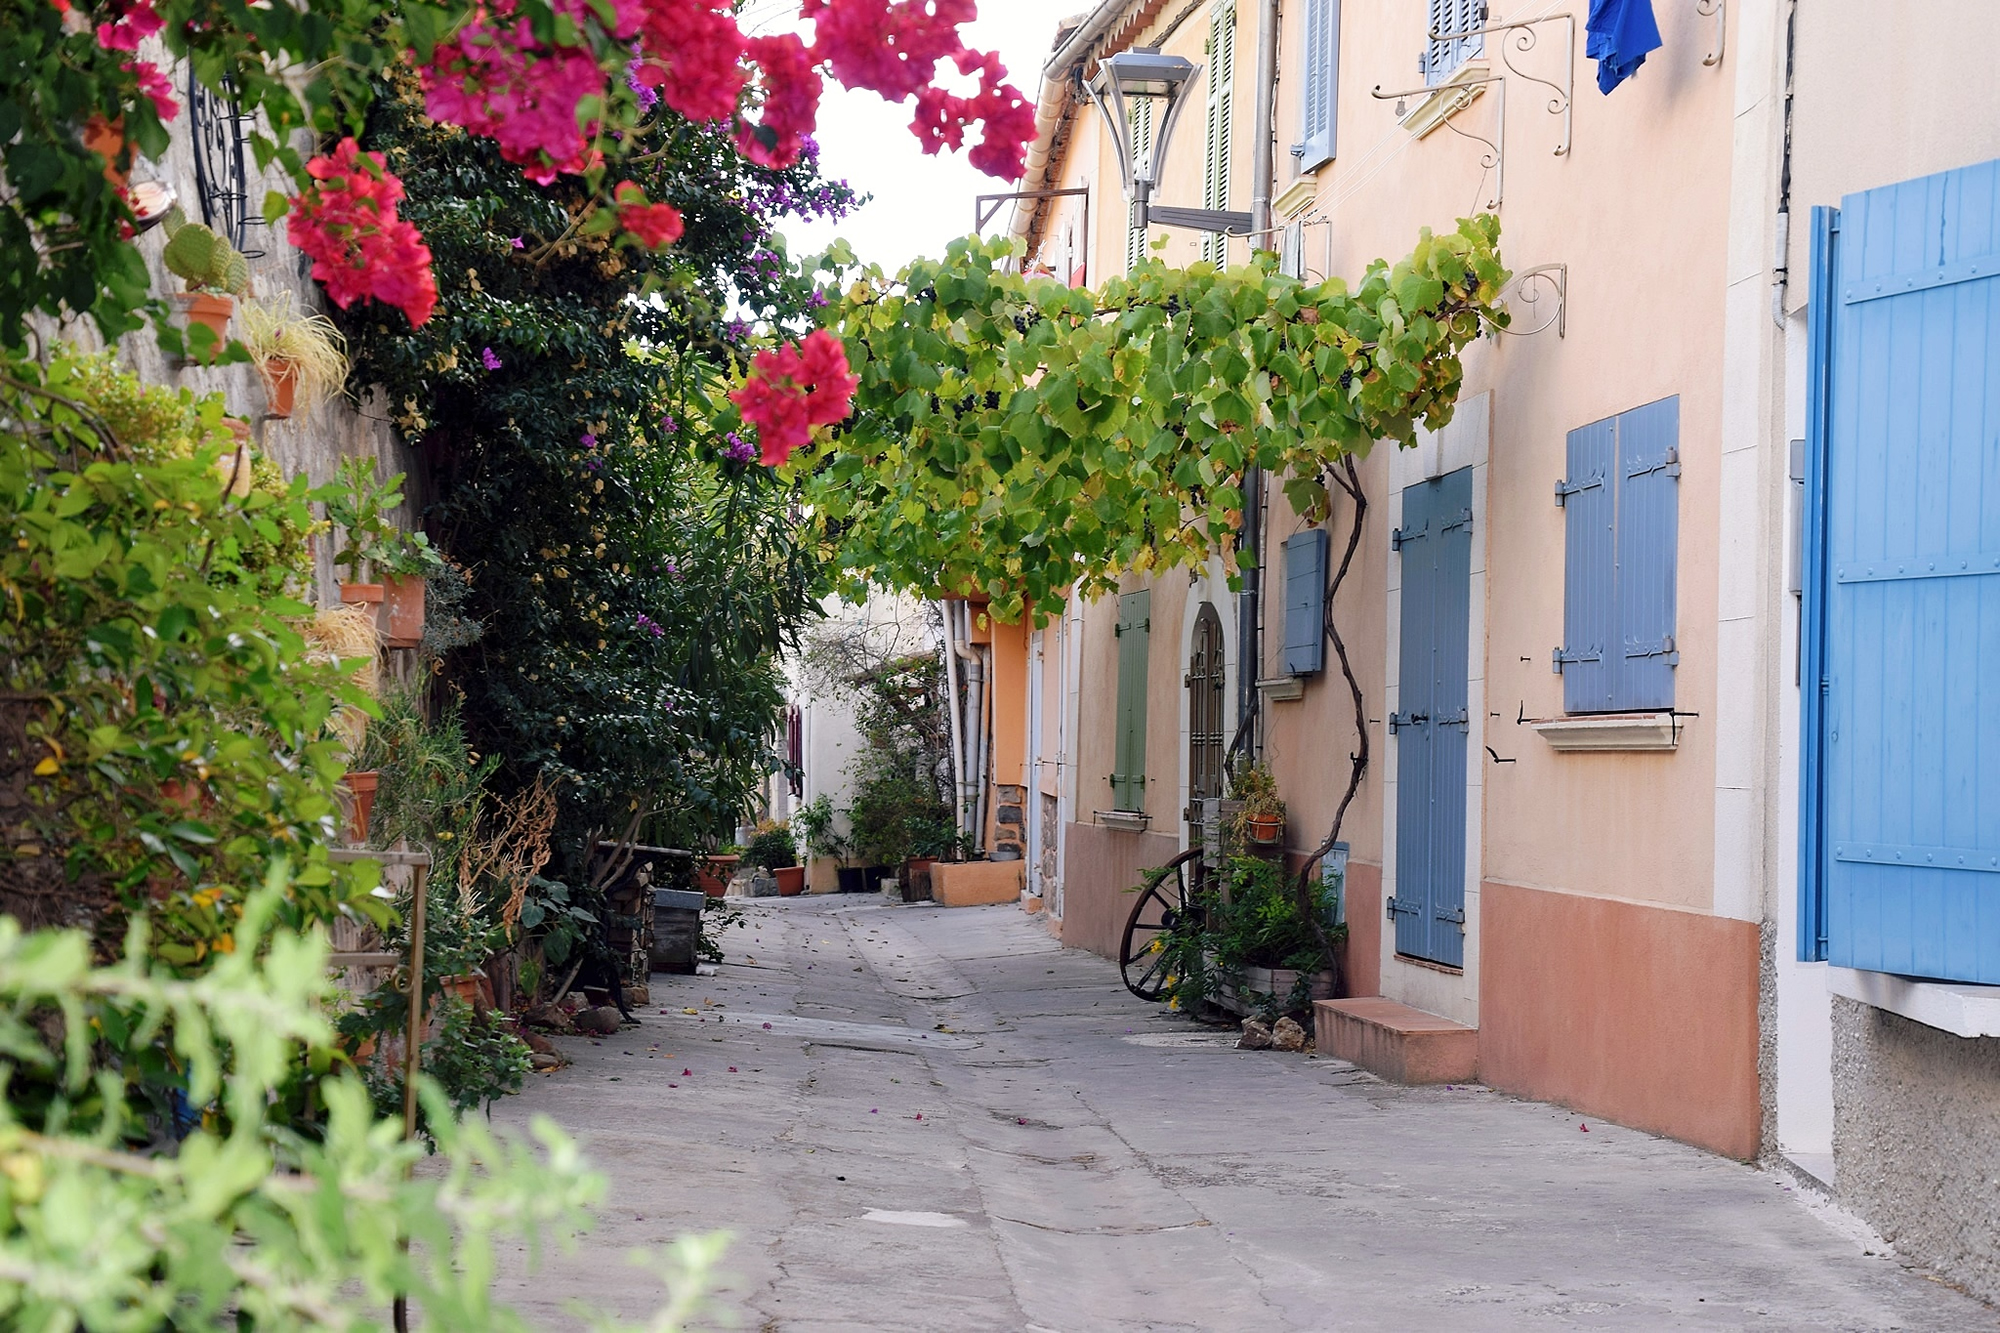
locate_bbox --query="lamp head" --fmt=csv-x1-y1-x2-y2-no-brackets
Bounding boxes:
1085,47,1200,197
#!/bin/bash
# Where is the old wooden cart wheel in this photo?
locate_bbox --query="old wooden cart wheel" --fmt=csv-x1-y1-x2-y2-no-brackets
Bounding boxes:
1119,848,1203,1002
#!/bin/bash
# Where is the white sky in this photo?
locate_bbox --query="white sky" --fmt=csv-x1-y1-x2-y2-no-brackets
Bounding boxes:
742,1,1087,275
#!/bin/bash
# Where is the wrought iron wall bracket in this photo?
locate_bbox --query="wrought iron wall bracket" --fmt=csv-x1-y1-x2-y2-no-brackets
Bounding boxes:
1497,262,1568,338
1429,12,1574,156
1372,75,1506,211
1697,0,1725,67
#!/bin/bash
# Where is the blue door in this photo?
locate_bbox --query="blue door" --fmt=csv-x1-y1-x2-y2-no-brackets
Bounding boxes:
1390,467,1473,967
1801,159,2000,981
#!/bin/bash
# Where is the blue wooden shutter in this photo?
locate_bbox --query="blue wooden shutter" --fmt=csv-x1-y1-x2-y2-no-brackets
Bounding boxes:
1282,529,1329,675
1797,204,1839,963
1113,590,1150,811
1425,0,1483,86
1297,0,1341,171
1558,418,1616,712
1614,396,1681,710
1804,158,2000,983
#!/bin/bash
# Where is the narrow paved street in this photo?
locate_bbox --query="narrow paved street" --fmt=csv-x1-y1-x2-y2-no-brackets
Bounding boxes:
492,897,1995,1331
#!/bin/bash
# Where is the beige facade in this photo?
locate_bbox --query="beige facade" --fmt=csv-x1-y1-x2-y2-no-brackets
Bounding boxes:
986,6,2000,1293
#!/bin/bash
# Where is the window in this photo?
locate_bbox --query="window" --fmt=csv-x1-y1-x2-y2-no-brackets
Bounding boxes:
1555,396,1680,713
1282,529,1328,675
1296,0,1341,171
1423,0,1485,87
1112,590,1150,810
1200,1,1235,265
1125,95,1154,270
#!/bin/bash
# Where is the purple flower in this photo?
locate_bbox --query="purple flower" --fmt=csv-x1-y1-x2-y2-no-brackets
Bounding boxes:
509,236,525,250
659,413,677,434
480,347,502,371
626,60,660,111
634,612,665,638
580,432,598,449
809,290,828,309
663,556,682,579
723,432,755,464
726,318,751,342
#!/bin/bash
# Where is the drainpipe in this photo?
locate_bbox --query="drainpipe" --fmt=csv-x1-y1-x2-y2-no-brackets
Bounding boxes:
951,606,987,851
1235,0,1282,763
939,600,967,843
1249,0,1280,242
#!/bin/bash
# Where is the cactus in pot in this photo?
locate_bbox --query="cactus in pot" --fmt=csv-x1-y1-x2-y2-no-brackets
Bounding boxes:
160,209,250,346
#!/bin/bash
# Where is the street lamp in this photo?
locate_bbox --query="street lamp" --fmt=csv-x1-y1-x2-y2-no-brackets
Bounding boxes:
1085,47,1253,237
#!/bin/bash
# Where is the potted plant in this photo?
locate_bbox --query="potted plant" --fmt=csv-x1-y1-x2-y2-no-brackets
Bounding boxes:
694,846,741,898
903,811,958,903
159,210,250,349
323,457,443,645
1228,761,1287,848
795,793,860,893
1199,856,1342,1020
744,821,804,896
238,292,349,421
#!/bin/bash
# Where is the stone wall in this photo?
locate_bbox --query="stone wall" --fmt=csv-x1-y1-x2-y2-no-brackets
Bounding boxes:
37,55,418,604
1831,996,2000,1304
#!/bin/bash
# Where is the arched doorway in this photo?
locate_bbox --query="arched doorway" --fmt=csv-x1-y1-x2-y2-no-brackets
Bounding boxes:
1186,602,1227,851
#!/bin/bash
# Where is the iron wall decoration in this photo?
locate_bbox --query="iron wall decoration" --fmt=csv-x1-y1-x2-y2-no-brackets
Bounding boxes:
187,69,264,257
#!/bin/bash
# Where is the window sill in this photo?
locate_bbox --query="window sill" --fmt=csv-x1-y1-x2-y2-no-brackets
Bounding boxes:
1257,675,1307,702
1093,810,1152,834
1402,62,1488,141
1530,712,1681,752
1826,967,2000,1038
1275,178,1320,217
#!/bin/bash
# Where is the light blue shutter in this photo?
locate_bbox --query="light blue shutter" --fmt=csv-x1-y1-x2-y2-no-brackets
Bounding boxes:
1425,0,1484,85
1282,529,1328,675
1558,418,1616,712
1614,396,1680,710
1803,157,2000,983
1297,0,1341,171
1113,590,1150,811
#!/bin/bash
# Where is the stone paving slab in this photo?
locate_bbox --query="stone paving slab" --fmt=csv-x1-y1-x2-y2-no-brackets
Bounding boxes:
488,896,1998,1331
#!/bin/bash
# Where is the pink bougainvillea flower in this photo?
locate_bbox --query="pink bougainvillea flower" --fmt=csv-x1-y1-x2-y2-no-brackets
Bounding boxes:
729,328,858,466
481,347,503,370
803,0,971,100
128,59,178,121
421,0,621,186
910,47,1036,179
613,180,685,249
94,0,162,51
634,0,746,122
288,138,438,327
734,33,822,170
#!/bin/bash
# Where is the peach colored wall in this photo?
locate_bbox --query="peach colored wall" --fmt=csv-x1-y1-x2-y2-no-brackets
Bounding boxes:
1061,822,1182,960
1479,880,1762,1160
1262,0,1736,914
989,617,1028,786
1341,861,1382,1000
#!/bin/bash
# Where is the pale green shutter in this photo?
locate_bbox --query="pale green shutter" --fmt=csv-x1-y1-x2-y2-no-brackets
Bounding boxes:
1201,2,1235,265
1113,590,1150,811
1125,97,1154,271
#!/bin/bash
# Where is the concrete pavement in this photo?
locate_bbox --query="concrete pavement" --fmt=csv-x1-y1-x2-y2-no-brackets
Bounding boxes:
490,895,1997,1331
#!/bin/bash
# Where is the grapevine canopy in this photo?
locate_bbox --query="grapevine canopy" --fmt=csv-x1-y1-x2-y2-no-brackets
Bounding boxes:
800,215,1510,622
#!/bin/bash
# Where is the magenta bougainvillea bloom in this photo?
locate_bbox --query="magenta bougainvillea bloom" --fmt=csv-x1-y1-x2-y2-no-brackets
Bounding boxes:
481,347,503,370
287,138,437,326
728,328,858,466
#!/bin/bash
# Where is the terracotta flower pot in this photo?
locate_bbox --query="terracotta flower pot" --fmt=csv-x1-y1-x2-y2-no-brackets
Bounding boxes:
695,853,739,898
262,357,300,418
382,574,426,649
339,581,385,607
342,769,379,844
81,115,127,188
1245,813,1284,845
171,292,234,341
774,865,806,896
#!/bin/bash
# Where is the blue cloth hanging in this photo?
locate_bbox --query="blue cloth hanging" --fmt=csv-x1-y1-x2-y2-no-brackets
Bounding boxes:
1586,0,1663,94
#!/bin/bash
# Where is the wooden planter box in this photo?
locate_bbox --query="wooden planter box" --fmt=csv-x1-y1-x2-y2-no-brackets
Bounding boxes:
1214,965,1336,1018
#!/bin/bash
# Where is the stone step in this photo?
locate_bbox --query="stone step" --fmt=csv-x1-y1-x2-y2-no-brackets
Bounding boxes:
1313,997,1478,1084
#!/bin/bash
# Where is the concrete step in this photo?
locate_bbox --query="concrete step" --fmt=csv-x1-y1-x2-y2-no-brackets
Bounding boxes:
1313,997,1477,1084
